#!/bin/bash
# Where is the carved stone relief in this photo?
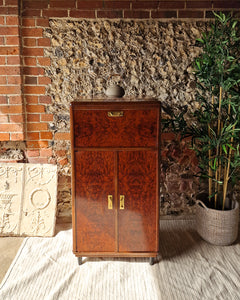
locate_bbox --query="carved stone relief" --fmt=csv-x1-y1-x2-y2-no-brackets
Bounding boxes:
0,163,57,237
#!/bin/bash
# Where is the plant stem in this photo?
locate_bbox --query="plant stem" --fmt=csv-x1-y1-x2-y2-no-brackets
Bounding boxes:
208,91,214,203
214,86,222,208
222,99,233,210
222,125,235,210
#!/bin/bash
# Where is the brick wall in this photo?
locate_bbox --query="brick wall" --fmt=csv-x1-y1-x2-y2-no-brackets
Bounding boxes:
0,0,24,142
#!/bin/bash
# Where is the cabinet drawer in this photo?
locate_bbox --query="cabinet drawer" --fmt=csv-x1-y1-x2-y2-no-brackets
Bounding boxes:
73,109,159,148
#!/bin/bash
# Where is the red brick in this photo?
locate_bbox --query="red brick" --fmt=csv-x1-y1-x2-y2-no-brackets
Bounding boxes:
0,123,23,132
40,131,53,140
27,114,40,122
38,38,51,47
27,132,40,140
186,1,212,9
0,66,20,75
0,105,23,114
0,76,6,84
50,0,76,8
178,10,204,18
0,7,18,14
8,95,22,104
97,10,123,18
0,57,5,64
25,76,37,84
24,86,46,94
26,149,40,157
5,0,18,5
24,57,37,66
158,1,185,9
39,95,52,104
23,67,44,75
69,10,96,18
36,18,49,27
104,1,131,9
0,37,4,45
42,9,68,17
27,122,48,131
22,47,44,56
23,38,36,47
28,157,48,163
0,86,21,94
38,76,51,84
6,16,19,25
132,1,159,9
41,114,53,122
0,27,18,35
21,28,43,37
0,17,4,25
23,1,48,9
9,114,24,123
124,10,150,18
6,36,20,46
11,133,24,141
54,132,70,140
22,9,42,17
0,47,19,55
152,10,177,18
40,148,53,157
77,1,103,9
38,57,51,66
213,1,240,8
25,95,38,104
0,133,10,141
26,104,45,113
21,18,35,27
7,76,21,84
0,96,7,104
38,140,50,148
0,115,8,122
7,56,20,65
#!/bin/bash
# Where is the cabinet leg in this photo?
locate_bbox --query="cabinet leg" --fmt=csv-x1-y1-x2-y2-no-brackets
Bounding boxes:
78,257,82,265
149,257,155,265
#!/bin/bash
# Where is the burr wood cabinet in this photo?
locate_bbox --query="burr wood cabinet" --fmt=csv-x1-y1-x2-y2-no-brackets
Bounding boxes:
70,99,161,265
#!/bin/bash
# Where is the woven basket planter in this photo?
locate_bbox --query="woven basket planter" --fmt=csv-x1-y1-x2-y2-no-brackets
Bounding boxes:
196,200,239,246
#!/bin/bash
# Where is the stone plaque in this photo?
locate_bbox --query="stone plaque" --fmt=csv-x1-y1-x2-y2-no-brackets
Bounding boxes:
0,163,57,237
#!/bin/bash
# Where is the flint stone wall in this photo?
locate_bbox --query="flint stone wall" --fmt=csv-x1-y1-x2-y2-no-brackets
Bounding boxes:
43,19,208,217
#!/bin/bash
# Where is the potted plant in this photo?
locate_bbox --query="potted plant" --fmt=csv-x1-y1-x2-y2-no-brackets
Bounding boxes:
162,12,240,245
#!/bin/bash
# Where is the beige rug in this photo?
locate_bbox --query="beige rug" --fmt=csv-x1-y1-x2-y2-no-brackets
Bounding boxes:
0,220,240,300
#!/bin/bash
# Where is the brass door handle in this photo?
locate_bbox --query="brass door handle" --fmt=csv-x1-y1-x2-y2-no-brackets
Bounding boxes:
120,195,125,210
108,195,113,209
108,111,124,117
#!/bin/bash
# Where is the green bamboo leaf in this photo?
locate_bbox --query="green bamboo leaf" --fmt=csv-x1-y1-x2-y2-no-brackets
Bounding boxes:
196,38,204,43
232,20,238,29
222,144,227,154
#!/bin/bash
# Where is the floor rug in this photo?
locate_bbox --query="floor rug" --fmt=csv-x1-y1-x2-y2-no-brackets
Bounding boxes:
0,220,240,300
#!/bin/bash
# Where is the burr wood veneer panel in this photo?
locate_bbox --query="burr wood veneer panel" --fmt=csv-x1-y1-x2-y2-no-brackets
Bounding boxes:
73,109,158,148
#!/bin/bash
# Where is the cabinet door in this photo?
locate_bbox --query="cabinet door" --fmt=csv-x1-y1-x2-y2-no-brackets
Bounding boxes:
74,151,115,252
118,151,158,252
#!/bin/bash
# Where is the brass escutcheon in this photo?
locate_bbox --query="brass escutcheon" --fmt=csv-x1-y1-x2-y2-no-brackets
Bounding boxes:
107,111,124,117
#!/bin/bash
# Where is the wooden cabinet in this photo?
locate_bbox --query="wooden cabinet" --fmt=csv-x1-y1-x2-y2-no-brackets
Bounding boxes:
70,99,161,264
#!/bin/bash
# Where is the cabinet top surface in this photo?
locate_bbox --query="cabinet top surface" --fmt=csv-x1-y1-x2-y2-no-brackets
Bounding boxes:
70,97,160,107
